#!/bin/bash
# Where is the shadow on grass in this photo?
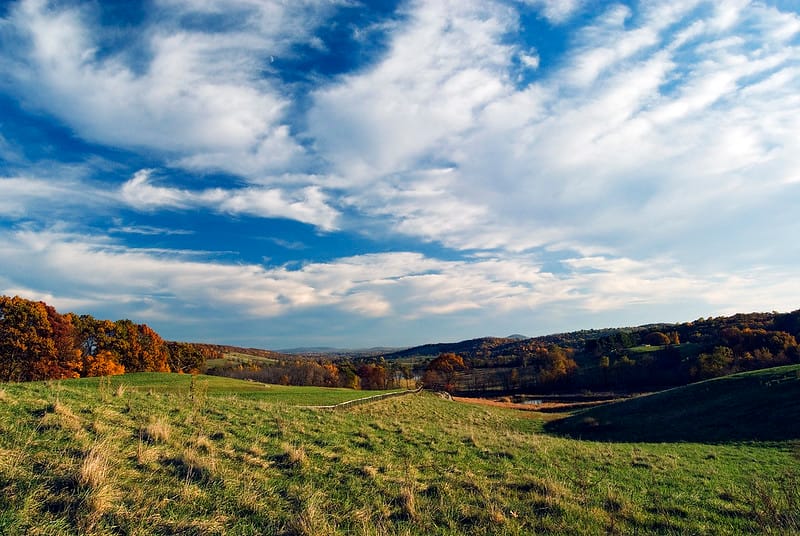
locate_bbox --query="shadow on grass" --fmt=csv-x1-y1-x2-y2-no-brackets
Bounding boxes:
545,365,800,443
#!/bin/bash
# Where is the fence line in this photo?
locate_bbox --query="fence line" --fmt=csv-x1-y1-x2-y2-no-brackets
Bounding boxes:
300,386,423,410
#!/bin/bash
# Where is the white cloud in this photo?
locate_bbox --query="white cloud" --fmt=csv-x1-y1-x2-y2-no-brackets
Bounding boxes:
0,172,116,219
519,51,540,70
3,0,324,177
2,229,798,332
308,0,517,182
119,170,340,231
120,170,191,210
519,0,584,24
304,0,800,269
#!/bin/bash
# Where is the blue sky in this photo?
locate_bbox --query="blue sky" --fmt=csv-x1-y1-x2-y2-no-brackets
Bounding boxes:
1,0,799,348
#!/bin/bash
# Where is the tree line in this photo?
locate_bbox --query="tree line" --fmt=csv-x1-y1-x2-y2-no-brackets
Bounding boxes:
209,357,415,390
4,294,799,395
381,309,800,395
0,296,214,382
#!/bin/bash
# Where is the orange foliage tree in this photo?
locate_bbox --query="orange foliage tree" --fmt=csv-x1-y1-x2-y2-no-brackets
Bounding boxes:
1,295,177,382
83,349,125,377
0,296,59,382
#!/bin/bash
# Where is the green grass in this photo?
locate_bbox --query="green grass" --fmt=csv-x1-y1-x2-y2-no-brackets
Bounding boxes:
0,372,798,535
205,352,280,369
626,344,662,354
7,372,401,406
547,364,800,443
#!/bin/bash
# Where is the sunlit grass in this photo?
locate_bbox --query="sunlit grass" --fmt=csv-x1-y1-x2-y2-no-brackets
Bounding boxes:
0,372,797,535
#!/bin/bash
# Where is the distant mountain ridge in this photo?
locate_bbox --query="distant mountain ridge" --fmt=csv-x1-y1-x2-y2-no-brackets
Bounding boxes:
383,337,519,359
278,346,405,356
380,309,800,361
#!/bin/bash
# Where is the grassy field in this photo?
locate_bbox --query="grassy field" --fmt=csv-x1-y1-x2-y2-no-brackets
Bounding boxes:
205,352,281,370
1,370,798,535
547,364,800,442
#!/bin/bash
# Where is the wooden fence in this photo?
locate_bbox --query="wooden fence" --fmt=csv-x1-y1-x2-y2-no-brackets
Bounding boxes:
300,387,423,410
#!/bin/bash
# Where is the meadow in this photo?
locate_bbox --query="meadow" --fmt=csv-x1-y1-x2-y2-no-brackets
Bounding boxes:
0,368,798,535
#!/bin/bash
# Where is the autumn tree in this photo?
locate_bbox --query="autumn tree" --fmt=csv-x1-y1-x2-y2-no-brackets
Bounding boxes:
357,363,388,390
165,342,207,373
423,353,466,391
0,296,59,382
692,346,734,380
643,331,671,346
134,323,169,372
532,345,577,386
37,306,82,379
337,361,361,389
83,349,125,377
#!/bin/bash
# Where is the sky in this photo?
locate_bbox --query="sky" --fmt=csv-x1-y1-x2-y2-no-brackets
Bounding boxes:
1,0,799,349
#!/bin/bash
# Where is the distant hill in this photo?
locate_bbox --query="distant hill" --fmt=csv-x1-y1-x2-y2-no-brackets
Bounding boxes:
546,364,800,442
279,346,405,356
191,343,291,360
278,346,343,355
383,337,519,359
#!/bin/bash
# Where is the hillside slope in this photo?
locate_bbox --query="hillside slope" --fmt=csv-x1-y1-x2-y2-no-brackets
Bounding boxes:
546,364,800,442
1,373,798,534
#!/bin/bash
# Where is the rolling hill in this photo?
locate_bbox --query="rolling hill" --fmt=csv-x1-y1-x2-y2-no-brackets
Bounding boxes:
546,364,800,442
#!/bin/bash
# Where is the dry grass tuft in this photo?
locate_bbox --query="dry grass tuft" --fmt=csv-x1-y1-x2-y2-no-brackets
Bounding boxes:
246,444,266,458
141,416,171,444
520,474,570,500
0,388,8,402
168,449,216,484
282,442,308,467
751,472,800,533
291,493,335,536
41,401,82,432
399,485,418,521
114,384,127,398
361,465,379,479
488,503,506,524
79,446,110,490
76,443,118,533
195,434,213,453
89,419,109,435
157,515,228,535
136,440,159,467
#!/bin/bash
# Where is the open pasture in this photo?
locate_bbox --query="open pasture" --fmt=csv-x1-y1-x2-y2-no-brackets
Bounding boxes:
0,370,797,535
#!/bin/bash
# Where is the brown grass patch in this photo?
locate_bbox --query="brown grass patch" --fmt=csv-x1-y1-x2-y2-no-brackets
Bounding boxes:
453,396,616,415
488,503,506,524
167,449,216,484
78,446,110,490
